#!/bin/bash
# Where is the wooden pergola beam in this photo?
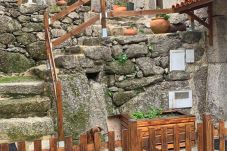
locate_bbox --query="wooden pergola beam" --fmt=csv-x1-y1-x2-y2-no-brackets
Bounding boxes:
173,0,213,13
50,0,90,24
108,9,174,18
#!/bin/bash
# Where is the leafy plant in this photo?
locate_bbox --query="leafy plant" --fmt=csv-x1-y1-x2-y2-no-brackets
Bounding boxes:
131,106,163,119
114,0,126,6
157,14,170,20
106,89,113,97
116,53,128,64
147,42,155,52
139,29,145,34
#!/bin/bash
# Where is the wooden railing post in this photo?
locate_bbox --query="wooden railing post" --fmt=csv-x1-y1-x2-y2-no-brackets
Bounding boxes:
108,131,115,151
219,120,225,151
100,0,107,37
203,114,213,151
197,123,204,151
128,121,140,151
122,129,129,151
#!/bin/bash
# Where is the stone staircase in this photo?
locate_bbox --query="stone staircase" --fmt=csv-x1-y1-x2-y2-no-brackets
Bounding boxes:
0,77,54,143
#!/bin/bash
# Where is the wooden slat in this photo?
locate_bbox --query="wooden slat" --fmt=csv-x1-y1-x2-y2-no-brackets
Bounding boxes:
161,127,168,151
18,141,26,151
148,128,156,151
52,15,99,47
122,129,128,151
65,136,73,151
80,134,88,151
34,140,42,151
50,0,90,23
174,125,180,151
0,144,2,151
108,131,115,151
137,129,143,151
128,121,138,151
108,9,174,18
49,137,57,151
94,132,101,151
203,114,213,151
185,125,191,151
219,120,225,151
197,123,203,151
1,144,8,151
173,0,213,13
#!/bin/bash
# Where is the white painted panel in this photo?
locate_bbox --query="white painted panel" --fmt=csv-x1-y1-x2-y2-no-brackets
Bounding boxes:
186,49,195,63
169,90,193,109
170,49,186,71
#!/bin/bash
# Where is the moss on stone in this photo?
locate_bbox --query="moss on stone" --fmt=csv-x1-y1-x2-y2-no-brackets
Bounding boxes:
7,126,43,141
0,76,39,83
0,51,34,73
64,104,89,141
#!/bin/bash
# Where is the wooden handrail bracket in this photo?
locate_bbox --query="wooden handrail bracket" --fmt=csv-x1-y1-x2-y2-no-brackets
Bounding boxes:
50,0,90,24
52,15,99,47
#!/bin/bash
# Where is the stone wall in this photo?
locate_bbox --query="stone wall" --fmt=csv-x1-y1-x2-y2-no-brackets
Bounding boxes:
0,0,210,142
0,0,91,74
55,32,207,140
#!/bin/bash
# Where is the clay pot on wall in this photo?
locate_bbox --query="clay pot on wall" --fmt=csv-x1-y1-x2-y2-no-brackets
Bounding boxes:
57,0,67,5
113,5,127,11
150,17,170,34
123,28,137,36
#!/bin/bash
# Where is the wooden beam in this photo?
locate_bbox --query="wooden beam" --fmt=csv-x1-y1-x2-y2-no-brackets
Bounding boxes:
108,9,174,18
52,15,99,47
100,0,107,37
186,12,209,28
173,0,213,13
50,0,90,24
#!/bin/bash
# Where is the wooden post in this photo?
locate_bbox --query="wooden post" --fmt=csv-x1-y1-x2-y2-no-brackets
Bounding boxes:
219,120,225,151
161,127,168,151
108,131,115,151
80,134,88,151
34,140,42,151
189,11,195,30
49,137,57,151
18,141,26,151
148,128,156,151
65,136,73,151
137,129,143,151
128,121,139,151
185,125,191,151
94,132,101,151
203,114,213,151
100,0,107,37
56,80,65,140
173,125,180,151
122,129,129,151
197,123,203,151
1,144,9,151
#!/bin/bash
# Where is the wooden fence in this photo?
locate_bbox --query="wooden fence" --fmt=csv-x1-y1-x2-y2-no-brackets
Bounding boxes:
0,114,226,151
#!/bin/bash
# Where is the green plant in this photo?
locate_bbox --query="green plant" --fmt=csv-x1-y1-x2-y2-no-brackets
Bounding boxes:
114,0,126,6
116,53,128,64
106,89,113,97
139,29,145,34
131,106,163,119
147,42,155,52
157,14,170,20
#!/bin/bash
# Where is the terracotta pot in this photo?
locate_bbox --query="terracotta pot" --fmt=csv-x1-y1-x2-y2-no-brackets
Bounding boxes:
123,28,137,36
113,5,127,11
150,18,170,34
57,0,67,6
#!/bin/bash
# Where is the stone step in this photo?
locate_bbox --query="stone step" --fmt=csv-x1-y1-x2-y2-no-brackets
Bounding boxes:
0,117,54,143
0,81,45,95
0,96,50,119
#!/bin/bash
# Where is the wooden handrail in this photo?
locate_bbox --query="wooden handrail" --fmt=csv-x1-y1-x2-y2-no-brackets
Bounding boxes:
50,0,90,24
44,11,65,140
52,14,99,47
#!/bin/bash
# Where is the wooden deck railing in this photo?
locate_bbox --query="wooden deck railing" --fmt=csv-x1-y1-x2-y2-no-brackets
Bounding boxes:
0,114,226,151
